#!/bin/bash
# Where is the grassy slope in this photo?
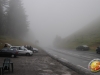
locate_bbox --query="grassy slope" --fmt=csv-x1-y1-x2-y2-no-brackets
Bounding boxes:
60,19,100,50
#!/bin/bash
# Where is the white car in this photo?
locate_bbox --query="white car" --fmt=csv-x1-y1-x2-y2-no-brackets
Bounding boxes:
10,46,33,56
32,48,38,53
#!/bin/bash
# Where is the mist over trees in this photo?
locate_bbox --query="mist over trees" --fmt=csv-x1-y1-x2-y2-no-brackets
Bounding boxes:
53,18,100,49
0,0,28,38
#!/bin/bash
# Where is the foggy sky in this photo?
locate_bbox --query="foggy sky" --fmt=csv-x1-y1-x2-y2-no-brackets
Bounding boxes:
22,0,100,46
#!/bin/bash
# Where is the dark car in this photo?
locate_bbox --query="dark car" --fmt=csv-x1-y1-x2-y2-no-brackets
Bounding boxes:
0,48,18,57
96,46,100,54
76,45,90,51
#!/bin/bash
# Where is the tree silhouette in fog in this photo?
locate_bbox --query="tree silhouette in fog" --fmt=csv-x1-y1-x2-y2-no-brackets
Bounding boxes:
0,0,28,38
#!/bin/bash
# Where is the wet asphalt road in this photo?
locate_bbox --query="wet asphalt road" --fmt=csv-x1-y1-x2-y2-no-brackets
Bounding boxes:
42,47,100,75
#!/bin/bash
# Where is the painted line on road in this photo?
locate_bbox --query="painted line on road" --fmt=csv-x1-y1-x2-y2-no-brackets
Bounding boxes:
77,65,89,71
82,56,91,59
67,52,80,57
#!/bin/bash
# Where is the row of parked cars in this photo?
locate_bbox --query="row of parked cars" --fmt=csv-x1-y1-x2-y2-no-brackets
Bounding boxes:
76,45,100,54
0,43,38,58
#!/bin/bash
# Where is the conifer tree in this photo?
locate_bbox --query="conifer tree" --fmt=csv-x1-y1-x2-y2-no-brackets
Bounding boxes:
7,0,28,37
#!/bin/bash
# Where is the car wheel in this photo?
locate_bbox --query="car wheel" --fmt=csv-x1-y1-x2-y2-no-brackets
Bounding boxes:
26,53,30,56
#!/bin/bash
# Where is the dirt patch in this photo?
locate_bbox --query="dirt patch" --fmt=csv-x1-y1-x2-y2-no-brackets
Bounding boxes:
0,49,80,75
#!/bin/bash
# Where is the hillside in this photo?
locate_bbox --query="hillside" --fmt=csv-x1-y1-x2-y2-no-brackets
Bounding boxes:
55,18,100,50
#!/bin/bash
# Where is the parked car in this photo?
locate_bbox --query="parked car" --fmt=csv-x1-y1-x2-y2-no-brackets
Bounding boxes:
32,48,38,53
0,48,18,57
10,46,33,56
25,45,38,53
76,45,90,50
96,46,100,54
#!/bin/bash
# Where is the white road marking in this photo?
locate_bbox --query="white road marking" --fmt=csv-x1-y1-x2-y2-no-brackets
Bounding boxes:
77,65,89,70
82,56,91,59
61,58,68,61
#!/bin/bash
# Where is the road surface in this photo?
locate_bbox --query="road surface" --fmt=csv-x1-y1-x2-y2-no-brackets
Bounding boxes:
43,47,100,75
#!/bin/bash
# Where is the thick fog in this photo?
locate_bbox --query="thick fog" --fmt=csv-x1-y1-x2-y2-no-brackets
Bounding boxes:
22,0,100,47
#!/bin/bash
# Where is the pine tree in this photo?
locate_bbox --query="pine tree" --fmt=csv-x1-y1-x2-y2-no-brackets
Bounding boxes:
7,0,28,37
0,0,4,35
0,0,8,35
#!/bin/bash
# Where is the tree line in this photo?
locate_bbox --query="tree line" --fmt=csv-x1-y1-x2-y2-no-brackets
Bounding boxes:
0,0,28,38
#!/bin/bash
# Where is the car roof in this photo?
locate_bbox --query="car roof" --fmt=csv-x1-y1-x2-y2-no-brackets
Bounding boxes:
82,45,88,47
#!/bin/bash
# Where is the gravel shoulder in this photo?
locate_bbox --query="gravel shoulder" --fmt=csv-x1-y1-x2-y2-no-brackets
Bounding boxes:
0,49,80,75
